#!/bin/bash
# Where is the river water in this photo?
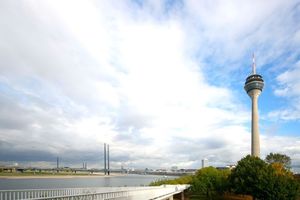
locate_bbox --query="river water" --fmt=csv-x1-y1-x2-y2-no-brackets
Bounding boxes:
0,174,170,190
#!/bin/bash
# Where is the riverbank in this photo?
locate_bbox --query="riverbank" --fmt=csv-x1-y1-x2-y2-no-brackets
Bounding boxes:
0,174,168,190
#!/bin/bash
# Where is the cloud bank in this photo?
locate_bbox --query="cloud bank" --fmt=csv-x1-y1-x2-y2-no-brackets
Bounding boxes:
0,0,299,171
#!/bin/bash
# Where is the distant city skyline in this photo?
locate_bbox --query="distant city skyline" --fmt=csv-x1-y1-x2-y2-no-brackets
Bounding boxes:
0,1,299,172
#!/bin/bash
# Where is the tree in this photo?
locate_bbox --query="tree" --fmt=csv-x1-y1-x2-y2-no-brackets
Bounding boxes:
191,167,230,200
265,153,291,169
229,155,270,199
229,155,299,200
270,162,293,177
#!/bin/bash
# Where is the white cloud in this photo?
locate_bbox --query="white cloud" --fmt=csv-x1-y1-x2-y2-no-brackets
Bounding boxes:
275,61,300,97
270,61,300,120
0,0,299,170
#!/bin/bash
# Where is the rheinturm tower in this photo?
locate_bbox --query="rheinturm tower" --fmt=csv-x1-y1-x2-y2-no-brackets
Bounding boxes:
244,54,264,157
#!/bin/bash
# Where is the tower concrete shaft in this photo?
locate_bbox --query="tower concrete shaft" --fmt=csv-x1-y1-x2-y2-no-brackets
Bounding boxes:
249,89,261,157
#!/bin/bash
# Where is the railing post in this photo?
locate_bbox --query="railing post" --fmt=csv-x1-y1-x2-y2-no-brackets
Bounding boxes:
181,191,184,200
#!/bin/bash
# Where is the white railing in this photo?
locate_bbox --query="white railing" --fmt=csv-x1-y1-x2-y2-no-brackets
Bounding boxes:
0,185,189,200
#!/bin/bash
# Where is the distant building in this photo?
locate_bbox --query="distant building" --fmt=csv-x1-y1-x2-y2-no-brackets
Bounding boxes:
226,165,236,170
201,159,208,168
171,166,178,172
216,165,236,170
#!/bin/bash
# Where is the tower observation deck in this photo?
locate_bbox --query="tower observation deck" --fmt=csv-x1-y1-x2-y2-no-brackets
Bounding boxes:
244,54,264,157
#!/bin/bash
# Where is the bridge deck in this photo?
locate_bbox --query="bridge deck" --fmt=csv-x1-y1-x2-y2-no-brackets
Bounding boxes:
0,185,189,200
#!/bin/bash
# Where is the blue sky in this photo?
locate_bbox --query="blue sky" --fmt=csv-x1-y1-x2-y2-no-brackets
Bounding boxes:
0,0,300,171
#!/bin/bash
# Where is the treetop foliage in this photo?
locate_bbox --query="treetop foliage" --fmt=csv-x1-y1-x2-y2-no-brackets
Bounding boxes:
265,152,291,169
149,174,193,186
192,167,231,199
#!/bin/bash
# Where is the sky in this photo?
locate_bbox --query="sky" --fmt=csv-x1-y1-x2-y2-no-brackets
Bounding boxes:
0,0,300,172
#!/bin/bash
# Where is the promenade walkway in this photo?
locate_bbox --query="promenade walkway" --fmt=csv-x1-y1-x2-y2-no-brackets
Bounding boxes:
0,184,189,200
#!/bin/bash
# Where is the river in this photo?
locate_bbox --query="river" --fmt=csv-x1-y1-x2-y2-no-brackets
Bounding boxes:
0,174,171,190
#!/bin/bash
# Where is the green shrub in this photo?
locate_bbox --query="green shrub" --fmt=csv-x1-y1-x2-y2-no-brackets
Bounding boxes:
191,167,230,200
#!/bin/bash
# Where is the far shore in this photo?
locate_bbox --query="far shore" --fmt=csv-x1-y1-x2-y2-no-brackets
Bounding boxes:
0,173,124,179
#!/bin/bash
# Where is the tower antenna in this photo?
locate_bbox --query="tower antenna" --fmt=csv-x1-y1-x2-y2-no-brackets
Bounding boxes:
252,53,256,74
